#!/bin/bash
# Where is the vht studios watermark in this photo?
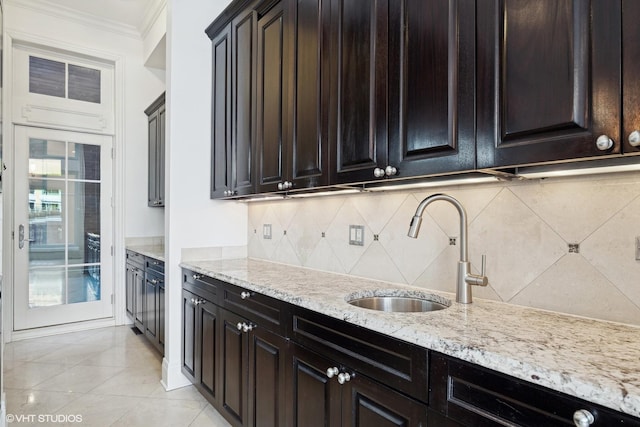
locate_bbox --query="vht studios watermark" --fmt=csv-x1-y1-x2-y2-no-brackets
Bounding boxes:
6,414,83,423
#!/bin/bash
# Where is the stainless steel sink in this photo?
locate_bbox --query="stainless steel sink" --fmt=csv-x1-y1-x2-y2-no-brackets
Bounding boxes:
347,295,448,313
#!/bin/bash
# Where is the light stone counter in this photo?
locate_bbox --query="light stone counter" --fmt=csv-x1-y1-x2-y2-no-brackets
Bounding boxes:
126,244,165,262
180,258,640,418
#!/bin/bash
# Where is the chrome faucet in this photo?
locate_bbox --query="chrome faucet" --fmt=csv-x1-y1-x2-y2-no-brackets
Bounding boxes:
408,193,488,303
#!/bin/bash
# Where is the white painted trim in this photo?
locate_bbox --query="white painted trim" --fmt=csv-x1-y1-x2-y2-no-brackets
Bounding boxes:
3,30,128,339
9,317,116,341
161,357,192,391
140,0,167,40
5,0,142,40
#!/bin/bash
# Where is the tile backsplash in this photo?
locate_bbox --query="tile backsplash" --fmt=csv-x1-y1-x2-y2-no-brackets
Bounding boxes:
248,171,640,326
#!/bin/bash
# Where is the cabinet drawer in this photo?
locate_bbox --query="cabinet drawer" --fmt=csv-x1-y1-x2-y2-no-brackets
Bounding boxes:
145,257,164,275
291,306,429,403
183,270,219,305
221,283,285,335
430,352,640,427
126,250,144,269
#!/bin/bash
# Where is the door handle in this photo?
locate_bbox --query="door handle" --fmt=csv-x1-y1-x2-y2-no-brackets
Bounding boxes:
18,224,35,249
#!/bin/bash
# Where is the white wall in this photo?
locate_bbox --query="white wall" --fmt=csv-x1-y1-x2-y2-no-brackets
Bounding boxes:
4,1,166,239
163,0,247,389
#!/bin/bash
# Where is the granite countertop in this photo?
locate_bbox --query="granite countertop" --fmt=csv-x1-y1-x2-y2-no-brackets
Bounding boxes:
180,257,640,418
126,244,165,262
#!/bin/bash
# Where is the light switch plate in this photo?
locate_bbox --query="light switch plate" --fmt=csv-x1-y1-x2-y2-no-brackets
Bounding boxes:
349,225,365,246
263,224,272,240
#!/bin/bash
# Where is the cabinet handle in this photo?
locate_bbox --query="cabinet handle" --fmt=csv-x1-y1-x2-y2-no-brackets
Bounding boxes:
373,168,385,178
595,135,614,151
192,274,201,280
236,321,256,333
326,367,339,378
337,372,353,384
573,409,595,427
629,130,640,147
151,279,158,284
384,165,397,177
240,291,251,300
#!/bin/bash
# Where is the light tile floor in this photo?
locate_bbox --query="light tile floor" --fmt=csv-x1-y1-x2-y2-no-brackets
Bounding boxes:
4,326,232,427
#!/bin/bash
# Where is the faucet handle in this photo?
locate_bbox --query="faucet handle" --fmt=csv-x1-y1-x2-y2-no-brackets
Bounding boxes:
465,255,488,287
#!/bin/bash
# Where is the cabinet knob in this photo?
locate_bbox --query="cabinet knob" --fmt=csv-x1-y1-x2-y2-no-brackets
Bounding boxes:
242,322,255,333
337,372,352,384
237,322,244,331
385,165,397,177
573,409,595,427
192,274,201,280
191,298,196,304
326,367,339,378
629,130,640,147
595,135,614,151
151,279,158,285
240,291,251,300
373,168,385,178
277,182,284,191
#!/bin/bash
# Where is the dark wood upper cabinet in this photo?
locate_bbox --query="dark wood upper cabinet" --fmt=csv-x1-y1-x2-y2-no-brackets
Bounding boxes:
387,0,476,177
256,1,288,193
286,0,330,189
211,11,257,199
622,0,640,155
146,93,165,207
210,24,233,198
329,0,388,184
330,0,476,184
476,0,622,168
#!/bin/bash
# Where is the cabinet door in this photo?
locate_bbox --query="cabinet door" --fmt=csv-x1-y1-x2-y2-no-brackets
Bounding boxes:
220,309,249,425
147,109,159,206
329,0,389,184
158,282,165,352
287,0,330,189
256,1,288,193
145,275,157,342
182,289,197,382
623,0,640,154
232,9,257,196
387,0,476,177
343,373,428,427
134,268,144,332
199,298,219,402
476,0,621,168
210,23,233,198
157,104,165,206
247,326,288,427
288,343,341,427
125,263,134,319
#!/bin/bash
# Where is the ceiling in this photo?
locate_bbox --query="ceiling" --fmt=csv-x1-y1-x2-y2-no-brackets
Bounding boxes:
35,0,155,30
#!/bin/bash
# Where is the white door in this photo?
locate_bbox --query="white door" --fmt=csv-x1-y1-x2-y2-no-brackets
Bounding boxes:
14,126,113,330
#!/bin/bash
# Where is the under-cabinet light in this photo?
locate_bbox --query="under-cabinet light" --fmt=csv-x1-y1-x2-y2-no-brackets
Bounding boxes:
368,176,497,192
516,163,640,179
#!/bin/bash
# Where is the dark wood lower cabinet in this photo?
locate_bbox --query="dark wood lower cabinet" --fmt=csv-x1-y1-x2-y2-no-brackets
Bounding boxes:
126,251,164,355
182,269,640,427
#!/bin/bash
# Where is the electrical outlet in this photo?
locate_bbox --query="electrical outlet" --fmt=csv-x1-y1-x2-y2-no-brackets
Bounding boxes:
349,225,365,246
263,224,272,240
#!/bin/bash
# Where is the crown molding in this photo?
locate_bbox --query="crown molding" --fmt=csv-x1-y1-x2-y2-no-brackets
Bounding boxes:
6,0,143,39
140,0,166,40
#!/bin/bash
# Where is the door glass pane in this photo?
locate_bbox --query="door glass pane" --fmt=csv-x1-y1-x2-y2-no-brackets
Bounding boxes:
29,139,66,177
29,179,65,266
27,138,101,308
68,64,101,104
68,142,100,180
29,267,65,307
29,56,66,98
